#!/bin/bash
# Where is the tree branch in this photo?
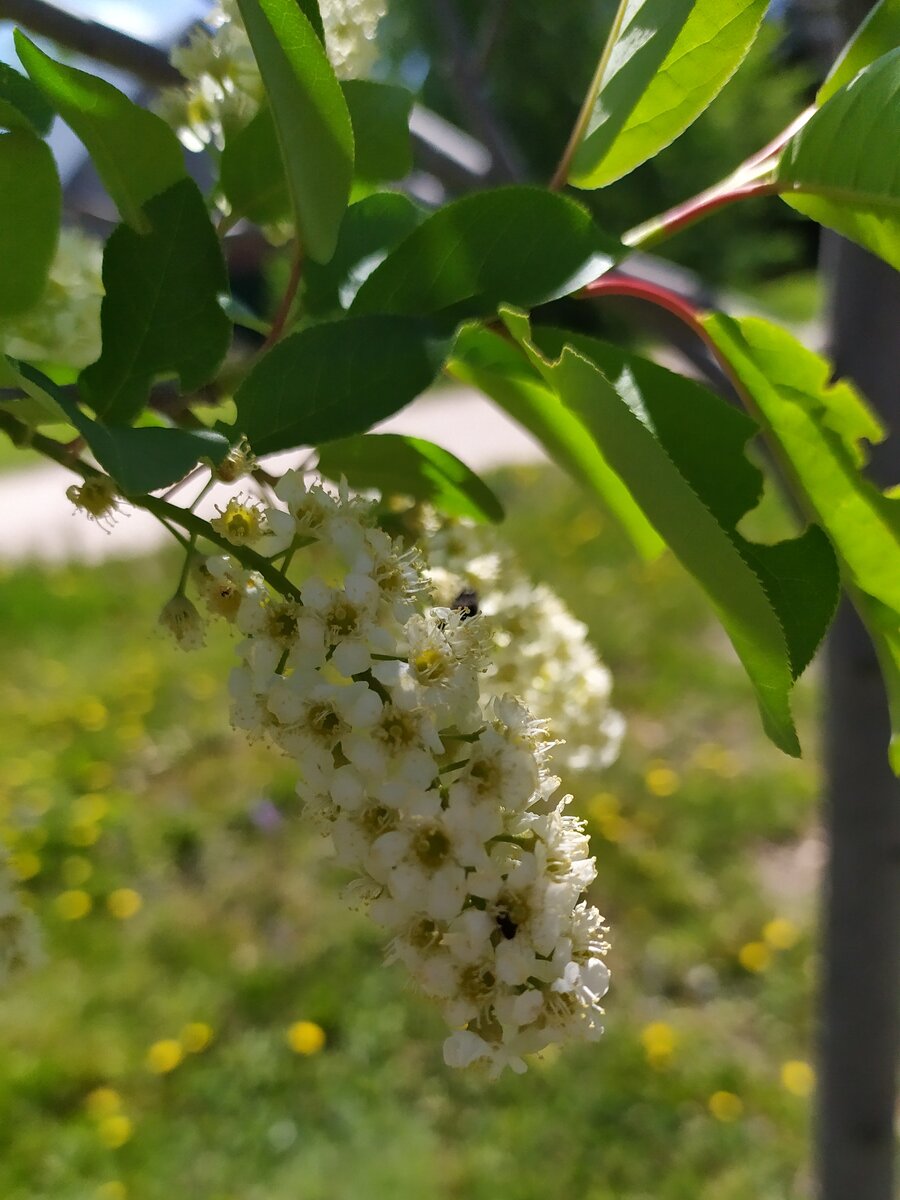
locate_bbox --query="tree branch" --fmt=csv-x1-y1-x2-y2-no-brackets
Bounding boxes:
0,0,184,86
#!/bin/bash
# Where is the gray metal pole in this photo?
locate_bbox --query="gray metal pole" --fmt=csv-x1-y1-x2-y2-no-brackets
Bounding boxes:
817,5,900,1180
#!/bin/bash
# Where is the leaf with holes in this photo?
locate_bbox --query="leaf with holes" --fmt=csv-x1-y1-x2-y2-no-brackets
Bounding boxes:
504,311,842,756
448,323,663,560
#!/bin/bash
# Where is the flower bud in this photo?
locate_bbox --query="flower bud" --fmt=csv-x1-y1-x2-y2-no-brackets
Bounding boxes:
159,595,205,651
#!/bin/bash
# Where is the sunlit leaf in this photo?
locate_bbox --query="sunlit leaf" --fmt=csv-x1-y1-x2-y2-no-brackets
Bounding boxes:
0,61,53,134
818,0,900,103
778,50,900,270
569,0,768,188
235,0,353,263
16,32,185,232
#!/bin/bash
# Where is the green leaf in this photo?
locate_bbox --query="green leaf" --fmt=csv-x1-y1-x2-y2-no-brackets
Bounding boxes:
317,433,504,523
704,314,900,619
341,80,413,182
0,62,53,134
502,310,841,757
351,187,620,323
569,0,768,188
15,32,185,233
531,322,839,680
0,130,60,318
296,0,325,43
856,591,900,773
234,315,448,454
819,0,900,103
79,179,231,425
235,0,354,263
303,192,423,315
18,361,230,492
777,50,900,270
219,106,290,226
448,322,663,560
0,355,70,425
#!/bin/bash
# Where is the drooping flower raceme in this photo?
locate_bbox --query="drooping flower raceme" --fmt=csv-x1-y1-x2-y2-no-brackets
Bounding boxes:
0,854,42,987
198,473,610,1076
158,0,388,153
425,515,625,774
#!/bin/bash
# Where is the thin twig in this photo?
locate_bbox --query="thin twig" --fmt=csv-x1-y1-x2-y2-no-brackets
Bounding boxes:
261,246,304,353
549,0,630,190
0,0,184,86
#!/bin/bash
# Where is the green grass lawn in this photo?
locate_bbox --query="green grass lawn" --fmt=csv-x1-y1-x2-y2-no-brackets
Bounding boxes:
0,465,821,1200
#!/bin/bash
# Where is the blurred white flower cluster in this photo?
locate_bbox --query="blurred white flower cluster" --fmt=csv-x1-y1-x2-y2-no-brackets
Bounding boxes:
159,0,387,153
425,515,625,775
0,229,103,370
0,853,42,987
194,473,611,1076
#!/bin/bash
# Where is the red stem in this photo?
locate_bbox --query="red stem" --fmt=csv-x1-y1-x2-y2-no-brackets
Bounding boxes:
625,180,780,249
261,247,304,352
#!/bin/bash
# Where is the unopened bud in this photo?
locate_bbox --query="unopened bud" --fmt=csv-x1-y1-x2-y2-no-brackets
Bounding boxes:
159,594,205,650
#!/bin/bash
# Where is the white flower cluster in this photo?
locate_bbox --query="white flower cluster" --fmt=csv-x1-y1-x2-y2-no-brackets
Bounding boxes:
0,854,42,986
198,473,610,1075
0,229,103,370
159,0,387,152
425,516,625,774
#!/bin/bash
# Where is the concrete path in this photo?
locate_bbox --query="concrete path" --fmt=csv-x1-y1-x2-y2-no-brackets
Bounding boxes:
0,387,547,564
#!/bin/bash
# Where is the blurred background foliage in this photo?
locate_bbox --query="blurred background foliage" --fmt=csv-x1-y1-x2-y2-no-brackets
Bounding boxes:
0,466,821,1200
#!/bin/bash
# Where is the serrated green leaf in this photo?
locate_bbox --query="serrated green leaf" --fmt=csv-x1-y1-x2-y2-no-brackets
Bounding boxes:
79,179,231,425
351,187,620,323
0,62,53,134
235,0,353,263
303,192,423,315
0,130,60,318
704,314,900,620
317,432,504,523
819,0,900,103
570,0,768,189
532,323,839,680
448,322,663,560
341,80,413,182
234,315,448,454
856,591,900,773
296,0,325,42
502,310,841,757
219,105,290,227
15,32,185,233
777,50,900,270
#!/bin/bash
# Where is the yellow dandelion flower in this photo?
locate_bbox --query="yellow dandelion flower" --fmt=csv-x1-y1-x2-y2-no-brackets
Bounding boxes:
85,1087,122,1119
106,889,142,920
588,792,620,822
781,1060,815,1097
287,1020,326,1056
78,699,109,733
644,762,680,797
10,850,41,881
62,856,93,887
763,917,799,950
640,1021,676,1068
55,889,92,920
738,941,771,973
97,1115,133,1149
73,794,109,823
96,1182,127,1200
67,821,101,848
708,1091,743,1122
145,1039,184,1074
181,1022,214,1053
83,761,114,790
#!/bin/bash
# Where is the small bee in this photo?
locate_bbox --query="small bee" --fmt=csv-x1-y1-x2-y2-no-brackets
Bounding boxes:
451,588,479,620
